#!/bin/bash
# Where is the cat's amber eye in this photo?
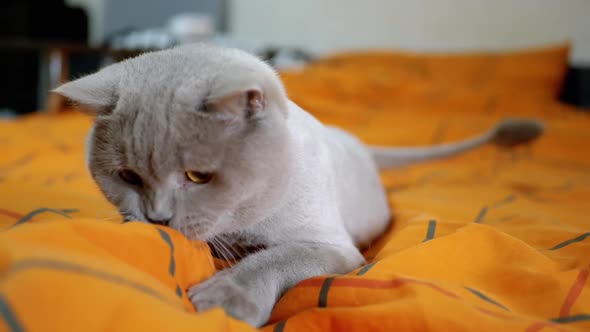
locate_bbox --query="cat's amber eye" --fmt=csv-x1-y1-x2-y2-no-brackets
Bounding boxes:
186,171,213,184
118,169,143,186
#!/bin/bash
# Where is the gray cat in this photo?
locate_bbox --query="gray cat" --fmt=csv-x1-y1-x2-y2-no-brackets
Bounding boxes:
54,44,544,327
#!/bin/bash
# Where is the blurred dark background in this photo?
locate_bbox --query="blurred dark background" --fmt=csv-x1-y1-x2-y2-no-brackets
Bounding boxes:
0,0,89,114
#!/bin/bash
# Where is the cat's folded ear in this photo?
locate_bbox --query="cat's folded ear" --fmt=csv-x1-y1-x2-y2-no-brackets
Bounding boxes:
52,64,120,116
203,88,266,120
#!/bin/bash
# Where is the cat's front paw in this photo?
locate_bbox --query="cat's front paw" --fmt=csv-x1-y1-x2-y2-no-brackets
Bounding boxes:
188,273,265,327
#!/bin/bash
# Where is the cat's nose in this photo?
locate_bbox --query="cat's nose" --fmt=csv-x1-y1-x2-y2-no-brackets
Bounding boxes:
146,216,171,226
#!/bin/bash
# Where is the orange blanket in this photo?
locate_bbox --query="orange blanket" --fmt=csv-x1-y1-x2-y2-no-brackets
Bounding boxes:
1,44,589,332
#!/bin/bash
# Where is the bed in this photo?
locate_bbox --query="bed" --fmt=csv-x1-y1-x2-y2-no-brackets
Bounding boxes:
0,44,588,332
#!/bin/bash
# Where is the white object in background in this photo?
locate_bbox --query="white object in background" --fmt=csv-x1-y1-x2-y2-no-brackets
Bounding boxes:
110,28,173,50
168,13,215,44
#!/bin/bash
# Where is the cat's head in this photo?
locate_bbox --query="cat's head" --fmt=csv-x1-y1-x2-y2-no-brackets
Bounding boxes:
54,44,292,240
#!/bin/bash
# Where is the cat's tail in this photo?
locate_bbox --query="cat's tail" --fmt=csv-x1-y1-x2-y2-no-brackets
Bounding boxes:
370,118,545,170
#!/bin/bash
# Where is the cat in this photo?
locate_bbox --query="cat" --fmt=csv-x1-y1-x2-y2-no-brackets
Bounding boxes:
54,43,544,327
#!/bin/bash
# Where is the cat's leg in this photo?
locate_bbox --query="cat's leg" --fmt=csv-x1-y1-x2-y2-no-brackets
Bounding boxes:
188,242,364,327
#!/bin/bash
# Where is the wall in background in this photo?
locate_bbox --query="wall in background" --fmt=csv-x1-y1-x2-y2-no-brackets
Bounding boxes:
229,0,590,65
65,0,225,44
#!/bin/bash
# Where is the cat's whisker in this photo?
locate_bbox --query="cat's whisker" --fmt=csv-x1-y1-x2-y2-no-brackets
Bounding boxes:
213,238,234,268
196,241,216,271
92,211,123,220
217,237,239,263
212,238,231,267
209,239,226,266
220,236,246,261
180,223,191,239
205,244,216,271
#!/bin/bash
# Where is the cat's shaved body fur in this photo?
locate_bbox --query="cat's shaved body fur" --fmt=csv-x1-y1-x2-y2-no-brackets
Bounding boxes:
55,44,544,327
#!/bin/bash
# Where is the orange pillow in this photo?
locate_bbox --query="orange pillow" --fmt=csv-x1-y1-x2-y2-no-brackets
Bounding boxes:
281,43,570,106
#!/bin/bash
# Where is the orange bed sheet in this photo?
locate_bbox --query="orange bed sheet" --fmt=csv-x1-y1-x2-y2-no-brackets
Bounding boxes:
0,44,589,332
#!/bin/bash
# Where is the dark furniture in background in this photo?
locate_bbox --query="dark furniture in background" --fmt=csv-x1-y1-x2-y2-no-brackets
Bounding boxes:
561,67,590,108
0,0,89,114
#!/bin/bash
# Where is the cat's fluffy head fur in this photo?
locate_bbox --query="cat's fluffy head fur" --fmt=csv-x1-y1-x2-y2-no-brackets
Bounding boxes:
54,44,292,240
